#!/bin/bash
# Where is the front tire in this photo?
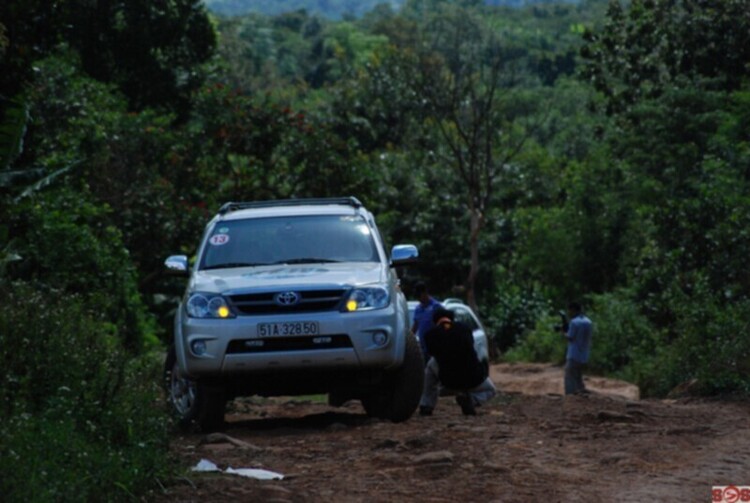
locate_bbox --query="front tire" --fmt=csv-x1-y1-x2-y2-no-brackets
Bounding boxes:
362,332,424,422
164,345,226,432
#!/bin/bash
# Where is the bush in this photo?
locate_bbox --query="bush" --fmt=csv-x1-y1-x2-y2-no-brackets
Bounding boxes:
645,279,750,396
504,286,750,397
584,291,669,396
8,187,158,351
503,312,566,364
0,282,171,501
484,285,551,353
503,290,663,390
586,291,656,374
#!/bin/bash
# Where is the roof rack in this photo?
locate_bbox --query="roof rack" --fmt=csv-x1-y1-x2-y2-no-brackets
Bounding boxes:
218,197,363,215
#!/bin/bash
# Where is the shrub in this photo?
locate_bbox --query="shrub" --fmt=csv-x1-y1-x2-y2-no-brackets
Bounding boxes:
484,285,551,353
0,281,171,501
506,286,750,397
503,312,566,364
651,281,750,396
7,187,158,351
586,291,656,375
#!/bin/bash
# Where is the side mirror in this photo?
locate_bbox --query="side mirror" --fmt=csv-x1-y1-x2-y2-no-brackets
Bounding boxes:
164,255,189,276
390,244,418,267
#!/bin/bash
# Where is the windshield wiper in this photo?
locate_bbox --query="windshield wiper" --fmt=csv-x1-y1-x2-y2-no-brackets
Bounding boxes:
202,262,268,270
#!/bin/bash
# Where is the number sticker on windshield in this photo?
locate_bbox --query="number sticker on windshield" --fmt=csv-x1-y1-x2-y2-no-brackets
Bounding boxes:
209,234,230,246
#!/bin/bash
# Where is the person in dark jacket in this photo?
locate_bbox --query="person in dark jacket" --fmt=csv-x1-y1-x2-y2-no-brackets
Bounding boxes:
418,308,496,416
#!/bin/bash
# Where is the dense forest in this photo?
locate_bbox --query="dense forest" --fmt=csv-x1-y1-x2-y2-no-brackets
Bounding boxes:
205,0,581,19
2,0,750,499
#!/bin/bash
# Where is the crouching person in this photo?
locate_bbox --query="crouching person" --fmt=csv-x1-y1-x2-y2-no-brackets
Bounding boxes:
419,308,496,416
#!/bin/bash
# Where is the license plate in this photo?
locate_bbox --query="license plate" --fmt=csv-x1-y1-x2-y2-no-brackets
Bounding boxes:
257,321,319,337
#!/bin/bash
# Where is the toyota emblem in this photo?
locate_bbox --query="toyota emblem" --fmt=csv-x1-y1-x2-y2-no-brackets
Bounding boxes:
275,291,300,306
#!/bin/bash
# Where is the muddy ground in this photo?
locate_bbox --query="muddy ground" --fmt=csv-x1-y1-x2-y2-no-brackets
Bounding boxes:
155,363,750,502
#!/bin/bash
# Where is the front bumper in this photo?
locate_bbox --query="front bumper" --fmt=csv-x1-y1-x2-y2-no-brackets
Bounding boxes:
174,304,405,378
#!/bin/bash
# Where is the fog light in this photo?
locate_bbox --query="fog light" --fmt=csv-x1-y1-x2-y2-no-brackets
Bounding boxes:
372,332,388,347
191,339,207,355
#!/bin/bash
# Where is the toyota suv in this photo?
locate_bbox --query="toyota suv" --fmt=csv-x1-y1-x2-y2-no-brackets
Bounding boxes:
164,197,423,431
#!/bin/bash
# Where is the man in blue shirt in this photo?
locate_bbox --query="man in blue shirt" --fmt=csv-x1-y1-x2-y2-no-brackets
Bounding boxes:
411,282,442,364
562,301,593,395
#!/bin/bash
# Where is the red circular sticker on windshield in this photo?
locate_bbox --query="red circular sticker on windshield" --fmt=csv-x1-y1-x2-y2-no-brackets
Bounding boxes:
209,234,230,246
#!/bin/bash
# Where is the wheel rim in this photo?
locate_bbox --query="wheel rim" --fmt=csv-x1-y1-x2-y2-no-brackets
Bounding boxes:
169,362,197,417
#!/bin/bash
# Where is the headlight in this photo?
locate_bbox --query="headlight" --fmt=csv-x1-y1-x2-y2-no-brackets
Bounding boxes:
186,293,235,319
344,287,390,312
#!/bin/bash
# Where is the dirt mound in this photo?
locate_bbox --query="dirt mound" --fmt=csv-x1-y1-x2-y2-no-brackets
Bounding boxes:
155,363,749,502
491,362,640,400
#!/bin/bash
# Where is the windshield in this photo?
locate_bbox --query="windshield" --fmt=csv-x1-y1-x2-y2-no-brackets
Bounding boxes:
199,214,380,270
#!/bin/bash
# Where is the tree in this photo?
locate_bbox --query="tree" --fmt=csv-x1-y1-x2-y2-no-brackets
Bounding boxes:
396,5,540,310
0,0,216,115
575,0,750,393
66,0,216,114
581,0,750,115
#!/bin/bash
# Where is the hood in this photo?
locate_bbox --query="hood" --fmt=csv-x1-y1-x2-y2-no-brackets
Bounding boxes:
189,262,388,294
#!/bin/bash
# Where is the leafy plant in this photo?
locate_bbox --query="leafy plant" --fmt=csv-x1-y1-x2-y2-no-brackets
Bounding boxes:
503,312,566,365
0,282,171,501
0,93,29,171
7,187,158,351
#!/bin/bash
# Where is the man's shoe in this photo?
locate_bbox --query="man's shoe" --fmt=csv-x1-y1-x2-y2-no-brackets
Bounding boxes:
455,394,476,416
419,406,433,416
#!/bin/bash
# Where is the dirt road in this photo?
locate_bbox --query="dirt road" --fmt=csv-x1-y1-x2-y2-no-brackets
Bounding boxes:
156,363,749,502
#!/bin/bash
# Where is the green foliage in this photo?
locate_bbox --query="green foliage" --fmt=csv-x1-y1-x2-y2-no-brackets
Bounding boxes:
585,291,657,376
590,286,750,397
581,0,750,115
320,21,388,81
189,83,370,202
669,295,750,395
204,0,587,20
69,0,216,113
0,1,216,114
21,54,212,335
633,274,750,396
206,0,404,19
512,152,633,305
513,206,578,301
484,284,551,353
7,9,750,499
7,188,157,351
0,93,29,171
0,282,171,501
214,13,319,94
215,10,387,94
503,313,566,364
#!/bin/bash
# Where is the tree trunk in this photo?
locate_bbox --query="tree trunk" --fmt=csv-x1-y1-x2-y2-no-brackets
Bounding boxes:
465,206,484,312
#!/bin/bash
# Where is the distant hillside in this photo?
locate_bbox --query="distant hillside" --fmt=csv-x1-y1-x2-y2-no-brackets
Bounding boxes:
204,0,580,19
204,0,402,19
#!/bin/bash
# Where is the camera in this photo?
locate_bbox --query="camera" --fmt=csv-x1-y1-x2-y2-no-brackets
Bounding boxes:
553,310,569,333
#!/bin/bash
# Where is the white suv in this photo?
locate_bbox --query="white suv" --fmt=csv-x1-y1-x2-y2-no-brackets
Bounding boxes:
164,197,423,431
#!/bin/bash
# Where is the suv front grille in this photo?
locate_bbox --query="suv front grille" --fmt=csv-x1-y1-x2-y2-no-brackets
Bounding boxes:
229,289,346,315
